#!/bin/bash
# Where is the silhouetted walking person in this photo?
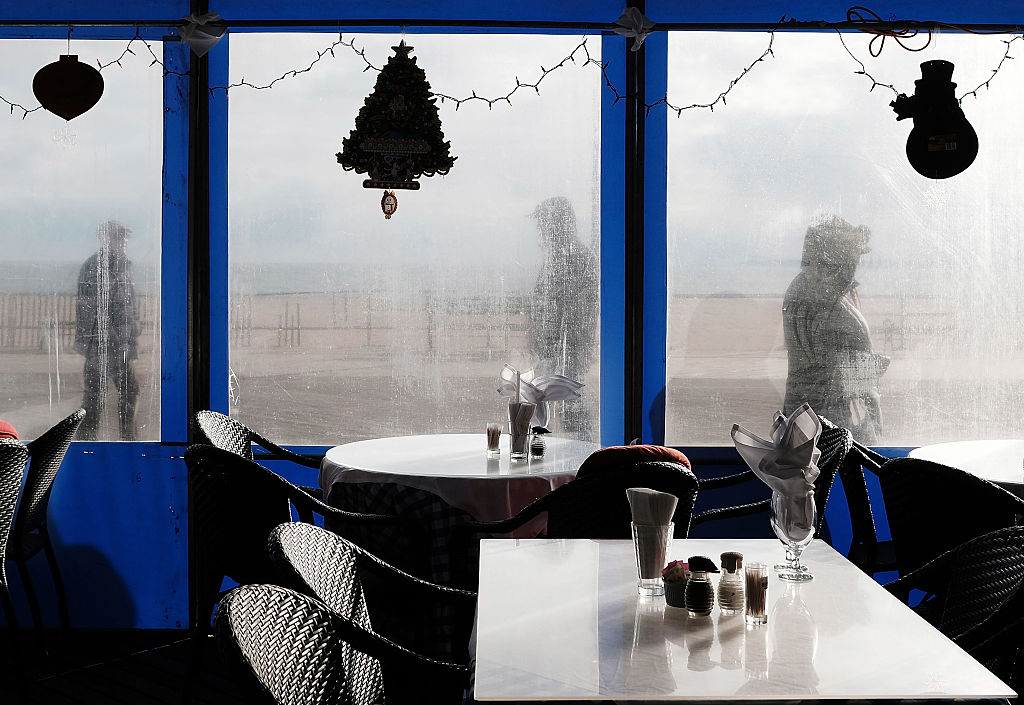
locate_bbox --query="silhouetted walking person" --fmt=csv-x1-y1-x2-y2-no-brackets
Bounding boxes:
75,220,140,440
529,197,599,439
783,216,888,443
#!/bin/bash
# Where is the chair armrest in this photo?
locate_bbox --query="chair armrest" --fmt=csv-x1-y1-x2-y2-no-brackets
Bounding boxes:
696,469,757,491
297,485,324,502
689,499,770,529
882,543,956,602
851,442,887,474
356,547,478,605
252,431,324,469
334,615,472,679
284,481,409,528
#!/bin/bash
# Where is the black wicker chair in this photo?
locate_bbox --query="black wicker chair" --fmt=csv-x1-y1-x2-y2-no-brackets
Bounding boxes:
884,526,1024,690
878,456,1024,578
183,444,413,704
215,583,386,705
269,522,473,703
830,422,897,577
688,420,851,540
448,460,699,589
0,439,28,631
9,408,84,631
193,410,323,501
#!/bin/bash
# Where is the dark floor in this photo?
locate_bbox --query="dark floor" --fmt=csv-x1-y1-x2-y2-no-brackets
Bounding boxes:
0,630,248,705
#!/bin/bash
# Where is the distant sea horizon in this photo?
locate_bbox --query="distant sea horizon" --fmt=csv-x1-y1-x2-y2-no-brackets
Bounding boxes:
0,257,912,298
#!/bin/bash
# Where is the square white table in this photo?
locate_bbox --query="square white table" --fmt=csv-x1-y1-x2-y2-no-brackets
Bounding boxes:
474,538,1015,701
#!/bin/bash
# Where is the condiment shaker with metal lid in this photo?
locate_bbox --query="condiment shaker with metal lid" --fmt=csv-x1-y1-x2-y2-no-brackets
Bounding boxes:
717,551,745,615
684,555,718,617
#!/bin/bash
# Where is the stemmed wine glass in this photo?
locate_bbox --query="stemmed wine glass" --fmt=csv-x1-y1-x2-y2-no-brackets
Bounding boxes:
769,490,816,581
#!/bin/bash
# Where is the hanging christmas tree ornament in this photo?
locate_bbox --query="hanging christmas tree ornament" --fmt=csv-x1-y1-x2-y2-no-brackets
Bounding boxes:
381,190,398,219
890,60,978,179
336,40,456,208
32,54,104,121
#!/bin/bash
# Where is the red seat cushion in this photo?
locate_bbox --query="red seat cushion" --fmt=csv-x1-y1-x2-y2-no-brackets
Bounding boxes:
0,419,18,440
578,445,691,475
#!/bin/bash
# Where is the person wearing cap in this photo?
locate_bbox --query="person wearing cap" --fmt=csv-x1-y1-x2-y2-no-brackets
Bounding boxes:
528,196,599,440
782,215,889,443
74,220,141,440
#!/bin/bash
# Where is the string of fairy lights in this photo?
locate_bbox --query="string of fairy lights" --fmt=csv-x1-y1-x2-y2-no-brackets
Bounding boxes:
0,7,1022,121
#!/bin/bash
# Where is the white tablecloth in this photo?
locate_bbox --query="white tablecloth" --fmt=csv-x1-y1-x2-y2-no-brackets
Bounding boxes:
319,433,600,523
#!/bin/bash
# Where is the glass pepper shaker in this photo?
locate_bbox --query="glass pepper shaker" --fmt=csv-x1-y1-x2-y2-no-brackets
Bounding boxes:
530,426,549,458
684,555,719,617
717,551,745,615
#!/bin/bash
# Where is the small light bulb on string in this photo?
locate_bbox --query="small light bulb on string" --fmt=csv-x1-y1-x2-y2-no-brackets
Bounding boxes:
890,60,978,179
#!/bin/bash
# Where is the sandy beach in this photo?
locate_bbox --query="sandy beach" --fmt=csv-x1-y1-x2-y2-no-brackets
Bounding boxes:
2,291,1021,447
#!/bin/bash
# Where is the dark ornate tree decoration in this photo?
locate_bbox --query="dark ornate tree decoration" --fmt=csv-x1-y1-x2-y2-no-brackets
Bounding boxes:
336,41,455,213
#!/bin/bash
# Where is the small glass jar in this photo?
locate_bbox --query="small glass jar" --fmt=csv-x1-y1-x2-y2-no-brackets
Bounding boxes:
684,571,714,617
530,434,545,458
717,551,745,615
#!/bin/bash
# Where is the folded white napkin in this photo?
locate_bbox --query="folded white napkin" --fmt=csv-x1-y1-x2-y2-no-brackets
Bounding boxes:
180,12,227,56
497,365,584,428
731,403,822,530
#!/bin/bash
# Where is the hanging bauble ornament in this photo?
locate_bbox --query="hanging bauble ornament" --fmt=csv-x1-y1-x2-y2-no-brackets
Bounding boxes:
890,60,978,179
336,41,455,198
33,54,104,121
381,190,398,219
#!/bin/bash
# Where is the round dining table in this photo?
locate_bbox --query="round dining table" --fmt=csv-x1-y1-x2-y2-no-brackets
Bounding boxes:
319,432,600,523
908,439,1024,498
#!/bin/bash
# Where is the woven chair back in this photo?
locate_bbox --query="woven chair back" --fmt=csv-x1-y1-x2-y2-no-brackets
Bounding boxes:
194,410,256,461
12,409,84,552
269,523,370,628
184,444,294,597
939,526,1024,638
880,457,1024,575
0,439,28,586
544,460,699,539
215,583,384,705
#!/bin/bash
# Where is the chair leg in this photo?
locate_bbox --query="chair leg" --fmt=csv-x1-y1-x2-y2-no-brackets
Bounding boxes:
13,559,44,635
180,630,207,705
0,582,19,631
41,536,70,631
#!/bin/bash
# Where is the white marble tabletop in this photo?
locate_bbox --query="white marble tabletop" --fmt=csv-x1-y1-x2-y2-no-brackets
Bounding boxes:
319,433,599,524
322,433,598,479
474,538,1015,701
909,439,1024,493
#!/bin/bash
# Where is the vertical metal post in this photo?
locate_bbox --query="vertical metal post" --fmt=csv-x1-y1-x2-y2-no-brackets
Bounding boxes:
623,0,646,444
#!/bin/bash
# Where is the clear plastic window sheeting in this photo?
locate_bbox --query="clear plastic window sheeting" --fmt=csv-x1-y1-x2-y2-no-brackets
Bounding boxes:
665,31,1024,446
0,39,162,441
227,33,600,444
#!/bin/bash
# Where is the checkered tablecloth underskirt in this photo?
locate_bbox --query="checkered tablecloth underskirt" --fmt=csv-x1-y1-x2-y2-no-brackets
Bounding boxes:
325,480,485,661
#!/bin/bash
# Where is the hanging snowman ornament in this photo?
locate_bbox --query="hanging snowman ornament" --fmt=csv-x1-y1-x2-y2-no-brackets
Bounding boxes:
381,190,398,219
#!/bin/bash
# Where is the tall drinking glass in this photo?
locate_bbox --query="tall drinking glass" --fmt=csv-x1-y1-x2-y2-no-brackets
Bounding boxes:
632,522,673,596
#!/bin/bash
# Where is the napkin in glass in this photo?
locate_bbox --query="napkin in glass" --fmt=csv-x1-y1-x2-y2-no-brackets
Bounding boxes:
731,403,822,532
497,364,584,428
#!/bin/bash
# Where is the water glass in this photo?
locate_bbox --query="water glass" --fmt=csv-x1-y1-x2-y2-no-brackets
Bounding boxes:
631,522,673,596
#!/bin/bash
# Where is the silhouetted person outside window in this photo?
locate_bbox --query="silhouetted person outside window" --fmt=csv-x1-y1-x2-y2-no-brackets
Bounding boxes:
75,220,140,440
783,216,889,443
529,196,599,439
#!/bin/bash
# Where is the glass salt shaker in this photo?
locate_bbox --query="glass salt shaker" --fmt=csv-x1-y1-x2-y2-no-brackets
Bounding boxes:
717,551,745,615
